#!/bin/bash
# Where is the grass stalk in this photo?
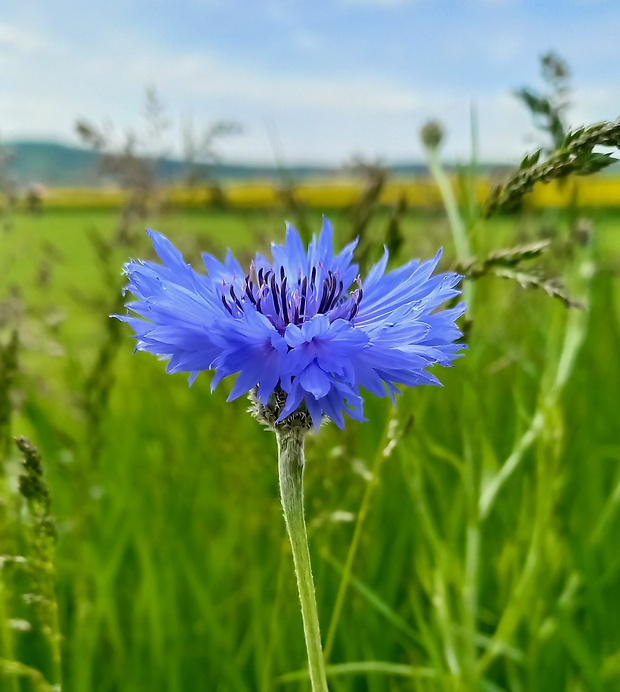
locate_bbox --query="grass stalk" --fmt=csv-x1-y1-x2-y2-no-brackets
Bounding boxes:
424,143,475,309
479,247,593,520
323,409,395,663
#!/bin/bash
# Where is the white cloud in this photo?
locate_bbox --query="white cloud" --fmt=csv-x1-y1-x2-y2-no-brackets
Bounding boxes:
0,30,603,165
63,43,422,116
0,23,51,54
572,85,620,124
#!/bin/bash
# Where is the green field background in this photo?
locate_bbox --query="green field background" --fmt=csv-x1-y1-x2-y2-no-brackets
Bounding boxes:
1,205,619,691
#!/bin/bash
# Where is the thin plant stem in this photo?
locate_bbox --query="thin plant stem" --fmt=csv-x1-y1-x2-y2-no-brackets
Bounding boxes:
462,435,481,686
425,147,472,262
0,587,21,692
479,247,593,520
467,101,480,224
323,409,395,663
260,537,289,692
276,428,329,692
425,145,475,306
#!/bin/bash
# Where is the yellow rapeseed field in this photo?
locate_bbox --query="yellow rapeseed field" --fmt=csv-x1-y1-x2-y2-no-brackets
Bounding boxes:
24,175,620,210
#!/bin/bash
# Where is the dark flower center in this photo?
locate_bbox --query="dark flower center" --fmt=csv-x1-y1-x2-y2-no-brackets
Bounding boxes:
221,263,363,329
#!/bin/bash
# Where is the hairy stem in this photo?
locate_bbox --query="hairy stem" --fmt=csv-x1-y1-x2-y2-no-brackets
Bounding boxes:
276,428,328,692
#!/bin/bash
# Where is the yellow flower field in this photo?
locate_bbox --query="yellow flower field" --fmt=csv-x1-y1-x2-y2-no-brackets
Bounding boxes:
22,175,620,211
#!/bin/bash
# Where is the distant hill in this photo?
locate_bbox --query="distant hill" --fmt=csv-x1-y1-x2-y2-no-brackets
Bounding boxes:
3,142,102,187
5,139,615,190
1,140,435,188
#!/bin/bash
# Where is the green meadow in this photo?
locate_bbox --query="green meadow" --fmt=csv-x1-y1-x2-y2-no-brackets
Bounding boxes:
1,203,620,691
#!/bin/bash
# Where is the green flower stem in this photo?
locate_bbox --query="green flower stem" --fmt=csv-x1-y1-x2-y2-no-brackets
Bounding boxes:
276,428,329,692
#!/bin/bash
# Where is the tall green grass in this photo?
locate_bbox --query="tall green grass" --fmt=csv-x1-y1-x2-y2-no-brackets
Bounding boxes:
1,206,620,691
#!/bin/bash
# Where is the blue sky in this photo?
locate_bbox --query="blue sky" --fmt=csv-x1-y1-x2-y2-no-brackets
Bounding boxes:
1,0,618,164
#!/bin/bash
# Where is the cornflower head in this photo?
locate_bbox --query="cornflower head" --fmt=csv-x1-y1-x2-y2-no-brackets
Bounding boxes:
117,218,465,432
117,217,466,692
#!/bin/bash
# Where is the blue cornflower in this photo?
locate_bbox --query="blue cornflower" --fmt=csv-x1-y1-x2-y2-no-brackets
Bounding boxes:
118,218,465,430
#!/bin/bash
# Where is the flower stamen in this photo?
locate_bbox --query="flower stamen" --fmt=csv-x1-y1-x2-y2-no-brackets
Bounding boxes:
300,276,308,318
280,278,289,323
244,276,257,305
229,285,243,311
221,283,233,315
270,273,280,316
317,280,330,314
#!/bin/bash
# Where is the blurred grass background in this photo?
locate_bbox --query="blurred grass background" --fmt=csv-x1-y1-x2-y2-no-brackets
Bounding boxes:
1,196,619,691
2,3,620,687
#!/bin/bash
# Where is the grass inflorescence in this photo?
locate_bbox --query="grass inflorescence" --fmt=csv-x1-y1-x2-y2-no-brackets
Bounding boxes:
484,119,620,217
